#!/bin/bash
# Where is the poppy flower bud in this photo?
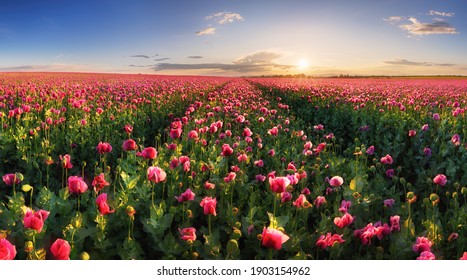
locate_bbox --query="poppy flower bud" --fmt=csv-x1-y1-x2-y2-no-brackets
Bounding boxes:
227,239,239,255
429,193,440,205
24,241,34,253
231,228,242,240
126,206,136,217
80,251,90,260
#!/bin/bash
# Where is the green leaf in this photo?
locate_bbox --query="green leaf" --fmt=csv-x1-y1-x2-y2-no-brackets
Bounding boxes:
267,212,289,228
120,171,140,189
118,238,145,260
349,175,364,193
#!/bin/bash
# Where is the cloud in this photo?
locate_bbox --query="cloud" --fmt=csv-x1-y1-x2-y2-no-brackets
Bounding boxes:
153,62,293,73
234,50,286,65
384,59,456,67
383,16,404,24
196,27,216,36
131,55,150,59
400,17,458,35
207,12,244,24
0,63,91,72
428,10,454,17
154,57,170,61
188,56,203,59
128,64,155,67
153,50,294,74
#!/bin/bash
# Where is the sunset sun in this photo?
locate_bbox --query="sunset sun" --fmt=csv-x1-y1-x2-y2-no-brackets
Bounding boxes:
297,58,310,70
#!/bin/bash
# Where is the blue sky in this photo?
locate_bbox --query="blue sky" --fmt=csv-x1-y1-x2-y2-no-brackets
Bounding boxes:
1,0,466,76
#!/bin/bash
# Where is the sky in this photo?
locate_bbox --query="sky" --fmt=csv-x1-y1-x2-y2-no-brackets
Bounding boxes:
1,0,466,76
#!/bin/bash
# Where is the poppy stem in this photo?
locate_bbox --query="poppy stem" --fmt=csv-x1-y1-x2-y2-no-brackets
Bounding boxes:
208,215,212,237
30,187,34,207
12,178,16,197
151,183,155,208
273,195,277,225
128,217,132,240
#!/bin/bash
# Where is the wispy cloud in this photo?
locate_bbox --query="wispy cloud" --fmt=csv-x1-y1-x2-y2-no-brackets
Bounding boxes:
383,16,404,24
206,12,244,24
0,63,91,72
154,57,170,62
196,27,216,36
428,10,454,17
131,55,150,59
384,59,456,67
234,50,287,65
400,17,458,35
153,50,293,74
188,56,203,59
128,64,154,68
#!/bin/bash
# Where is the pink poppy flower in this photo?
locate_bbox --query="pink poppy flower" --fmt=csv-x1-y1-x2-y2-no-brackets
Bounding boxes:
0,238,17,260
451,134,461,146
390,215,400,232
334,212,354,228
433,174,447,187
292,194,310,208
96,142,112,154
179,227,196,242
2,173,21,186
316,233,345,249
141,147,158,160
384,198,395,208
204,181,216,190
261,227,289,250
175,188,196,203
24,209,50,233
96,193,114,215
60,154,73,169
92,173,110,193
242,127,253,137
281,191,292,203
254,159,264,167
50,239,71,260
122,139,137,151
329,176,344,187
417,251,436,260
68,176,88,194
380,154,393,165
147,166,167,183
268,176,290,193
267,126,279,136
338,200,352,213
223,172,236,183
256,174,266,182
314,196,327,208
220,144,234,157
188,130,198,139
412,236,432,253
124,124,133,134
200,196,217,216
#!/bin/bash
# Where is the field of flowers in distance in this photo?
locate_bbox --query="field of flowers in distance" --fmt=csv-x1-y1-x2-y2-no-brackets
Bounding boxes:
1,72,466,260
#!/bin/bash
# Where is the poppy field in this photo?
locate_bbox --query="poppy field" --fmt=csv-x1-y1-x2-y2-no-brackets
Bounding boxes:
1,72,466,260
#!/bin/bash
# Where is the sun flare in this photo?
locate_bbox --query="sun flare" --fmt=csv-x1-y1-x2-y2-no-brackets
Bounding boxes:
297,59,310,70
